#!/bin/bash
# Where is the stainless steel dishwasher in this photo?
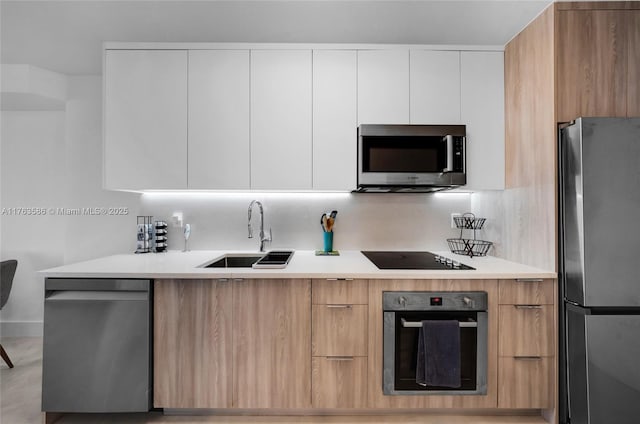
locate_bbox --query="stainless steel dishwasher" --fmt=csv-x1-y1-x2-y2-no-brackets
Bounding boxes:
42,278,151,413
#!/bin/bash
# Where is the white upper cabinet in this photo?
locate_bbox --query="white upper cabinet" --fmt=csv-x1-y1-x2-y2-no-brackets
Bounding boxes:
250,50,312,190
312,50,357,191
103,45,505,192
188,50,250,189
357,50,410,125
104,50,188,190
461,51,505,190
410,50,461,124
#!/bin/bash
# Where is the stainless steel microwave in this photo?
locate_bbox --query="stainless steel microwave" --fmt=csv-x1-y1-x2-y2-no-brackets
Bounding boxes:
356,124,466,193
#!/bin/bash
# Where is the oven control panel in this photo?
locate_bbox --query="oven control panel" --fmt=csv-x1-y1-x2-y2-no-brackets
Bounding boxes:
383,291,488,311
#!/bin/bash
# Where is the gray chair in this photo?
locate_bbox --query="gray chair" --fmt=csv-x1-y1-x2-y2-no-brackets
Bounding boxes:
0,259,17,368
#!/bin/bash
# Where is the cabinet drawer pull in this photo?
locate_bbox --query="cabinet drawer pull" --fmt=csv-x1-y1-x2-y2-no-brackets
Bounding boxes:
514,305,543,309
514,356,543,360
515,278,544,283
325,278,354,281
326,304,352,309
217,278,229,283
326,356,354,361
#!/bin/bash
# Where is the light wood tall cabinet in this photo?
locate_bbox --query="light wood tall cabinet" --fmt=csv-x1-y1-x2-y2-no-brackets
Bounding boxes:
312,50,357,191
556,8,640,122
409,50,461,124
233,278,312,408
187,50,250,189
104,50,188,190
497,279,555,409
503,2,640,272
250,50,312,190
357,50,410,125
630,11,640,116
154,279,232,408
311,279,368,409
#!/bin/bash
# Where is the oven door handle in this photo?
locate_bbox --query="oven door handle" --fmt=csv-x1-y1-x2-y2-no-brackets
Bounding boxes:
400,318,477,328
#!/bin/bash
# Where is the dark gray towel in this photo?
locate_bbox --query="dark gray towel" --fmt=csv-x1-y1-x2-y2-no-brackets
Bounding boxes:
416,320,461,388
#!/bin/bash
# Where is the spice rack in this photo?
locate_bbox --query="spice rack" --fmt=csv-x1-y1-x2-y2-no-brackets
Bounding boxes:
135,216,153,254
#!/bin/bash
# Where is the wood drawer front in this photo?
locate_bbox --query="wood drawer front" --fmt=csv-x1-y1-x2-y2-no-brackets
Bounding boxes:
499,279,554,305
312,305,367,356
312,279,368,305
312,356,367,408
499,305,554,357
498,356,552,409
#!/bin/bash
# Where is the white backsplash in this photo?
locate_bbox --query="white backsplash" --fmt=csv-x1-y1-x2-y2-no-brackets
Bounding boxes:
471,188,555,271
140,192,472,252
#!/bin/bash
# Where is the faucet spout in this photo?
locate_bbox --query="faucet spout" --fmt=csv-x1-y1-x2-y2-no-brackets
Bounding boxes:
248,200,271,252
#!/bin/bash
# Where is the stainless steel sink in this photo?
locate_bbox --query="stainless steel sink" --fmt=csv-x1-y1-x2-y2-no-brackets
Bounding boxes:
199,250,294,269
201,254,264,268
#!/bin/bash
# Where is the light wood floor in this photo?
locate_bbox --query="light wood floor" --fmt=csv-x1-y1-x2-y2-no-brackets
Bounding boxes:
0,338,548,424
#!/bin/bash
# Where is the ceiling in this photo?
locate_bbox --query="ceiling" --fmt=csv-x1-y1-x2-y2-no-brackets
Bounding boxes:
0,0,553,75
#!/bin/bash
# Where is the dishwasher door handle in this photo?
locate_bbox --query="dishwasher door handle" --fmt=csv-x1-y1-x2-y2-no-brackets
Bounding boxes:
46,291,148,302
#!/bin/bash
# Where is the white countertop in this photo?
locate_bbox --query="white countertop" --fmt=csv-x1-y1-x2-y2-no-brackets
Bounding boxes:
40,250,556,280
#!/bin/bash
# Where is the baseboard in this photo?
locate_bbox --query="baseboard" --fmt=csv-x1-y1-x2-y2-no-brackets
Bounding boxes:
0,321,43,337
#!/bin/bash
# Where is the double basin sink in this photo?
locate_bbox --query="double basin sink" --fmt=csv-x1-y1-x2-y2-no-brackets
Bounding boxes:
200,250,294,269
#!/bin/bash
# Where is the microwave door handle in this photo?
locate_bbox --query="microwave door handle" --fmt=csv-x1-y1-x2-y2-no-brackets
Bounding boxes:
442,135,453,173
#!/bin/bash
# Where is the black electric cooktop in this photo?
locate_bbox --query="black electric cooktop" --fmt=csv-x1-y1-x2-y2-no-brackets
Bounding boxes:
361,251,475,270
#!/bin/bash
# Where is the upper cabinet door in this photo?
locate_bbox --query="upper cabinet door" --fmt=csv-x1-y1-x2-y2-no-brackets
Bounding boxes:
557,10,629,122
357,50,409,125
188,50,250,189
104,50,187,190
312,50,357,191
627,11,640,117
410,50,461,124
461,51,505,190
250,50,312,190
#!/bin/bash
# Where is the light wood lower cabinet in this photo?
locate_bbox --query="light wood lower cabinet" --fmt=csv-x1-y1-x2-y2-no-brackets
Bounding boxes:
233,279,312,409
311,279,369,409
498,305,554,357
497,279,555,409
154,279,232,408
312,305,367,357
153,277,556,413
312,279,368,305
498,279,554,305
312,356,367,408
498,356,552,409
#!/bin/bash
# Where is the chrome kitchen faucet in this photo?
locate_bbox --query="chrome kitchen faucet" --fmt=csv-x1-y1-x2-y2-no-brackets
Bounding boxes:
247,200,272,252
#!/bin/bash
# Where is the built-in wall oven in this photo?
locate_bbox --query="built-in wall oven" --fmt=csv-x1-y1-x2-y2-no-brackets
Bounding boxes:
383,291,488,395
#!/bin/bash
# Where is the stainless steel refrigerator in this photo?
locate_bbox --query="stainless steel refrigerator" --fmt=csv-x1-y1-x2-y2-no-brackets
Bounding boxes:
559,117,640,424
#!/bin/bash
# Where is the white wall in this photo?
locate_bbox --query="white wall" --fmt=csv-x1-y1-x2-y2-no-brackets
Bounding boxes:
0,76,140,336
140,192,471,253
1,111,67,336
62,76,140,264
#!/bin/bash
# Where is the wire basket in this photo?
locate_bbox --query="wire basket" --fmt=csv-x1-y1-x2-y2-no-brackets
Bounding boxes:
454,214,486,230
447,238,492,257
447,212,493,257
